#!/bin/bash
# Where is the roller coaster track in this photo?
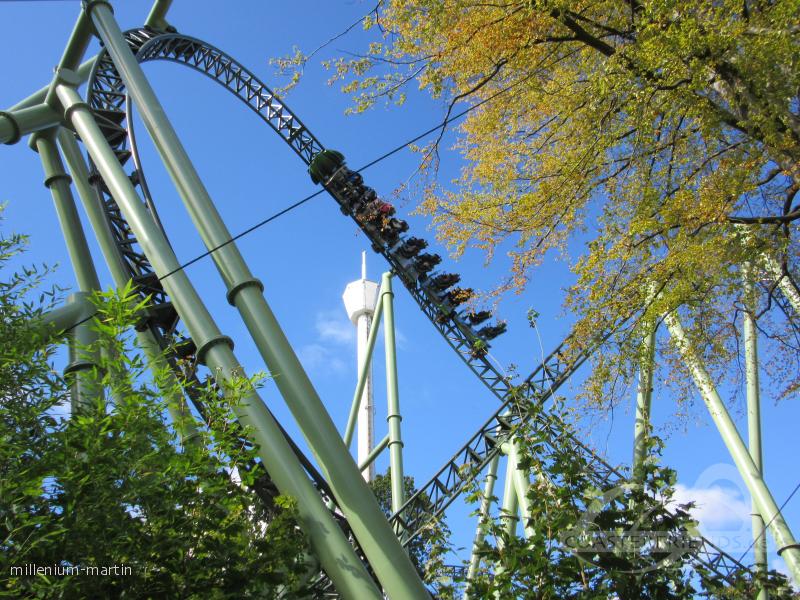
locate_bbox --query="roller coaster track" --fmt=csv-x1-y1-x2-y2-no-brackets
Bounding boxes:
84,26,751,592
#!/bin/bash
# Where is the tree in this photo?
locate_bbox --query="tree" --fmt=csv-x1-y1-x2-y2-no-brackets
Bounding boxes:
0,229,311,598
298,0,800,411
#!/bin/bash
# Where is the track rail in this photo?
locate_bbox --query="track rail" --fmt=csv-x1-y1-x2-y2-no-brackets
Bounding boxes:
84,26,751,591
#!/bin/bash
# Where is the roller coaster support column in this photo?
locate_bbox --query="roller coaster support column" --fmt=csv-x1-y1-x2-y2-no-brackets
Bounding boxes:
55,75,383,600
464,454,500,599
382,273,407,517
56,128,200,444
502,440,533,539
665,311,800,585
491,456,520,599
31,130,100,296
0,104,62,145
42,292,99,413
632,316,656,481
764,257,800,316
744,264,769,600
735,225,800,316
32,130,101,413
86,4,430,596
499,456,519,540
145,0,173,30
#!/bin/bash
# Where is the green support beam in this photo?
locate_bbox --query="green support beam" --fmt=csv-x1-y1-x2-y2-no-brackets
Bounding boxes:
85,4,429,596
55,76,382,600
9,59,96,113
145,0,173,30
382,273,406,517
0,104,62,145
31,129,102,414
632,321,656,481
464,454,500,600
31,130,100,293
57,128,200,443
744,265,769,600
359,433,390,472
499,456,519,540
42,292,99,413
665,310,800,586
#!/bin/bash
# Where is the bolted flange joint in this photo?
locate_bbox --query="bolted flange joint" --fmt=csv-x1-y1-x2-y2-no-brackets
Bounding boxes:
225,277,264,307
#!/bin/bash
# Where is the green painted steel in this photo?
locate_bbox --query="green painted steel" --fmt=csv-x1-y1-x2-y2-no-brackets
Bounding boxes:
744,266,769,600
41,292,93,334
56,77,382,600
145,0,173,29
42,9,94,109
499,456,519,540
382,273,407,517
86,5,430,596
32,130,102,414
666,311,800,585
345,294,384,448
9,60,96,113
507,441,533,540
464,453,499,600
493,455,519,599
57,128,200,443
632,325,656,481
32,131,100,293
41,292,99,413
0,104,62,145
359,433,390,472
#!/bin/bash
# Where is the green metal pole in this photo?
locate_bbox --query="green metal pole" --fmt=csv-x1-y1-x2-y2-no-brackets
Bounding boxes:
86,6,430,596
56,76,382,600
359,433,389,472
0,104,62,145
632,324,656,481
57,128,199,443
499,456,519,541
665,310,800,585
3,10,92,141
31,129,102,414
31,130,100,293
42,292,99,413
744,264,769,600
464,454,500,600
492,456,519,600
145,0,173,30
10,59,95,113
345,295,383,448
66,293,100,414
734,225,800,316
505,440,533,539
56,129,129,284
763,255,800,316
382,273,406,517
41,292,93,333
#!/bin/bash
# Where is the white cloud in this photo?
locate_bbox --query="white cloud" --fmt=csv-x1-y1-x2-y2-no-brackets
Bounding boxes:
297,342,347,375
670,463,754,555
315,310,355,345
673,483,752,532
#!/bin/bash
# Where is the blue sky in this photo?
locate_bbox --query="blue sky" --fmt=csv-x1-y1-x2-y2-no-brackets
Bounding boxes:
1,0,798,585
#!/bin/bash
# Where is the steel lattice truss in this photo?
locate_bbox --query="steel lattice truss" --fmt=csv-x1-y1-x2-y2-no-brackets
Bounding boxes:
82,25,752,593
